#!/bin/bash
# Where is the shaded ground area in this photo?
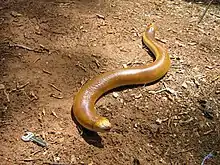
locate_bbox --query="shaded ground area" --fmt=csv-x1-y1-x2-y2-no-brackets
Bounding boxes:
0,0,220,164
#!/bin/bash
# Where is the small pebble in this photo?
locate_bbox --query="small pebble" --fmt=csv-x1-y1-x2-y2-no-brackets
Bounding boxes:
156,118,162,124
112,92,119,98
107,30,114,34
122,64,128,68
181,82,188,89
119,98,124,103
0,84,5,90
194,79,200,87
54,156,60,161
134,123,138,128
134,93,142,99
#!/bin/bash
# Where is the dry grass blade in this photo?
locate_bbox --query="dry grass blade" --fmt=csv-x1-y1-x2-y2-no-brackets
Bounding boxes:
198,0,214,24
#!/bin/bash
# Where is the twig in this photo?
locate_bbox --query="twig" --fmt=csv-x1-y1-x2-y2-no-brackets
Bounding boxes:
16,82,30,90
34,57,41,63
149,87,177,96
43,162,69,165
149,88,167,94
39,44,50,52
49,83,62,92
201,152,216,165
21,158,43,162
43,69,52,75
23,90,31,100
10,82,30,93
96,14,105,20
30,91,38,100
9,43,42,53
173,148,194,154
51,111,58,118
50,93,63,99
198,0,214,24
92,58,101,68
3,89,10,102
76,62,87,72
204,130,213,135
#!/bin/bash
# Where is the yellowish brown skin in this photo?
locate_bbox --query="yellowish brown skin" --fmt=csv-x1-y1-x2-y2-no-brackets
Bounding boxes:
73,24,171,132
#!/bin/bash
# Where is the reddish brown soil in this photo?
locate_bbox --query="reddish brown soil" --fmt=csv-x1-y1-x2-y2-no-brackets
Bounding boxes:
0,0,220,164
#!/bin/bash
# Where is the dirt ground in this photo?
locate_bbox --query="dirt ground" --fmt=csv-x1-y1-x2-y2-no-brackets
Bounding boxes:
0,0,220,164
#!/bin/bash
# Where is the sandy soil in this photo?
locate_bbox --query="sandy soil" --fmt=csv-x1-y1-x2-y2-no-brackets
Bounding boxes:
0,0,220,164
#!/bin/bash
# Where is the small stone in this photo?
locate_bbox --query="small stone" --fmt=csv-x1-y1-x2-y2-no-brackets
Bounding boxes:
54,156,60,161
134,123,138,128
162,96,168,101
0,84,5,90
112,92,119,98
122,64,128,68
119,47,128,52
96,14,105,19
159,158,167,164
194,131,200,137
11,11,22,17
194,79,200,87
175,40,186,47
42,108,46,116
180,59,184,63
188,42,197,46
166,87,177,95
134,93,142,99
205,66,213,69
181,82,188,89
119,98,124,103
156,118,162,124
173,123,178,127
107,30,114,34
